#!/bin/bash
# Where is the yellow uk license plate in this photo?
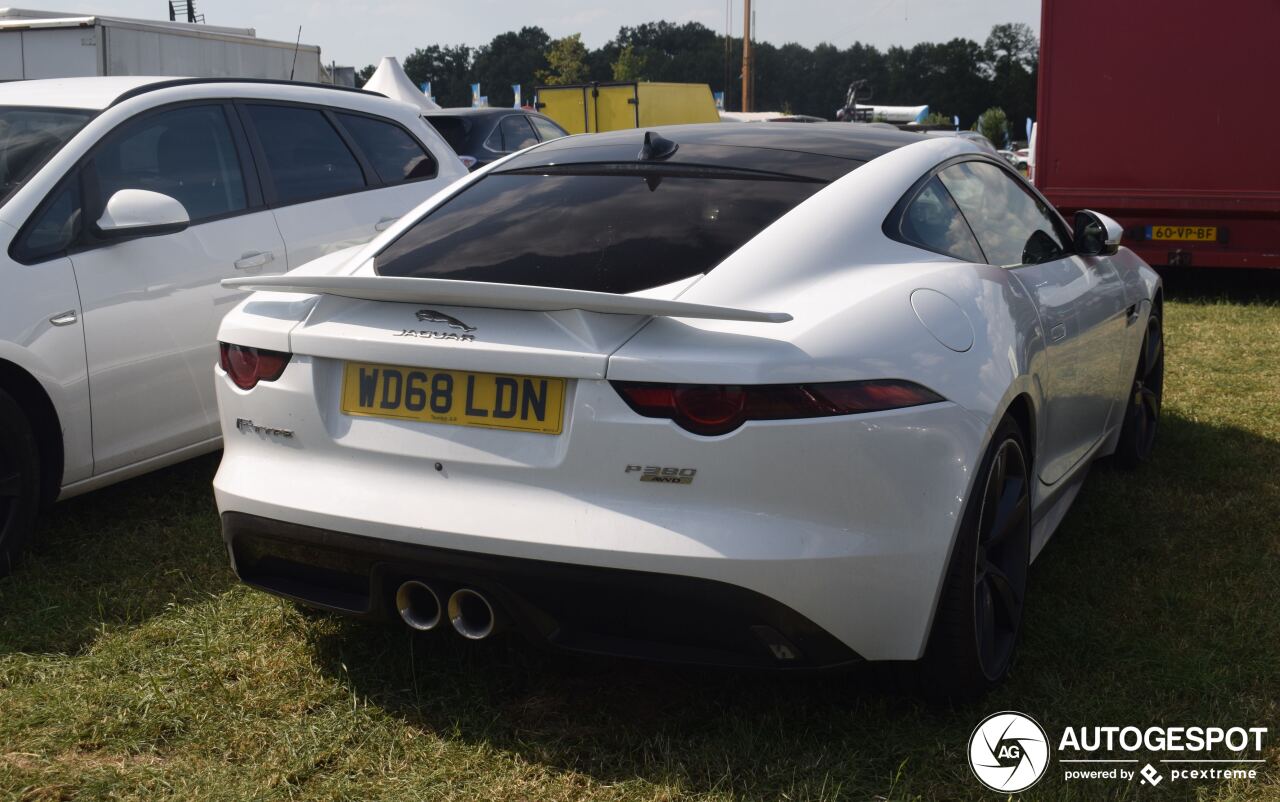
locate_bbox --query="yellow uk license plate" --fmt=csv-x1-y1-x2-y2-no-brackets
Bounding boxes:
1147,224,1218,242
341,362,565,434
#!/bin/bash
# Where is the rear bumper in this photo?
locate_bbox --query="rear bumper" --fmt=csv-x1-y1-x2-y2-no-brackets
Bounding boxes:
223,511,862,669
213,361,990,662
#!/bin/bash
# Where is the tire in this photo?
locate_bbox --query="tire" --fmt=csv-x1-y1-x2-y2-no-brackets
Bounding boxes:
1115,308,1164,468
0,388,41,577
919,416,1032,699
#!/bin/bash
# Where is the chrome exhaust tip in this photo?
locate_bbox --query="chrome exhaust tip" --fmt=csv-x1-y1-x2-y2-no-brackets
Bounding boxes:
447,588,496,640
395,580,442,631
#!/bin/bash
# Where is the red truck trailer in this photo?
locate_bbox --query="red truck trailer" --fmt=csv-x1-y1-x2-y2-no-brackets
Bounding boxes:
1034,0,1280,269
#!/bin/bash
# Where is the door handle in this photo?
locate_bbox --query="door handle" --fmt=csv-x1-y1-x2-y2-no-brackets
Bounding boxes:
374,216,399,232
234,251,275,270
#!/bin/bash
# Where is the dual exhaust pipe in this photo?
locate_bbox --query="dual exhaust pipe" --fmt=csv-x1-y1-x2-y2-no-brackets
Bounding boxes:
395,580,497,640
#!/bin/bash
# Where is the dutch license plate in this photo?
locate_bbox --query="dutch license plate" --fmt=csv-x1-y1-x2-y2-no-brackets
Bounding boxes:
1147,225,1218,242
341,362,565,434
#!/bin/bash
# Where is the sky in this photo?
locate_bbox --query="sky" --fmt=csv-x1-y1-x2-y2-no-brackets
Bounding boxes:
85,0,1041,69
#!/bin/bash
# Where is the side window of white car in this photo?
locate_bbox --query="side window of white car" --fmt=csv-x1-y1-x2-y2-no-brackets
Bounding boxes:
938,161,1071,267
334,113,436,184
898,176,985,263
87,104,248,224
243,104,366,205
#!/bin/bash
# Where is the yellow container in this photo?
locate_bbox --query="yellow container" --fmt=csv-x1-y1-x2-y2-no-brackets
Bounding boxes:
533,82,720,134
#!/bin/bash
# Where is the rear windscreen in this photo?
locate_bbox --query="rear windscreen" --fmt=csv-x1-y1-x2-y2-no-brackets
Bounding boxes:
374,169,826,293
423,116,471,154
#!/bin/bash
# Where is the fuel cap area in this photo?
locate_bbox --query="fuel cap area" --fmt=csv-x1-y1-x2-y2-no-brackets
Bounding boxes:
910,288,974,352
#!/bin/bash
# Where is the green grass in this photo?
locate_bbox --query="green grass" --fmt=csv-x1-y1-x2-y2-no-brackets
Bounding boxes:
1,272,1278,801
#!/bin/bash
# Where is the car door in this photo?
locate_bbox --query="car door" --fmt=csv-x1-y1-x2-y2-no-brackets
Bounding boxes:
939,159,1128,485
238,103,446,269
67,102,286,473
6,179,96,484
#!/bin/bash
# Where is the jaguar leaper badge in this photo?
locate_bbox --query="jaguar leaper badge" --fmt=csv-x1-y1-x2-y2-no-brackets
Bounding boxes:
415,309,475,332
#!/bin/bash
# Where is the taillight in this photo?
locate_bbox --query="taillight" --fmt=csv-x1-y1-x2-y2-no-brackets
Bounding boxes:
219,342,291,390
611,380,944,436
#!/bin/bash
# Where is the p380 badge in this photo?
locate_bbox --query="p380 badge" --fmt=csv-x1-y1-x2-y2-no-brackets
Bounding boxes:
625,465,697,485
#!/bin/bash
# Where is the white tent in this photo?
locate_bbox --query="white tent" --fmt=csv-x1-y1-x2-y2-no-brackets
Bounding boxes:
362,56,440,111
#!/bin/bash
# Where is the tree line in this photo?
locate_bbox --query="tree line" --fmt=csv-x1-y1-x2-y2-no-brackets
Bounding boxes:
358,21,1038,136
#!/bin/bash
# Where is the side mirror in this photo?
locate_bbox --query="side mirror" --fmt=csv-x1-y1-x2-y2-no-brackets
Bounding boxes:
94,189,189,240
1073,209,1122,256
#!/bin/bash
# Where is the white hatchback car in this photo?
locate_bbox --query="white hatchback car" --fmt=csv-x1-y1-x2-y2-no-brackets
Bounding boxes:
0,76,467,572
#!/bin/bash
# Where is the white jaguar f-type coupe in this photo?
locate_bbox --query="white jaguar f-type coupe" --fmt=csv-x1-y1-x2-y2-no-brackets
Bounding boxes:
213,123,1163,695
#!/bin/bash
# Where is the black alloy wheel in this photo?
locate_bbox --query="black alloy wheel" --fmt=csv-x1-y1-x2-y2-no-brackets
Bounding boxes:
920,416,1031,698
1117,310,1164,467
972,436,1031,681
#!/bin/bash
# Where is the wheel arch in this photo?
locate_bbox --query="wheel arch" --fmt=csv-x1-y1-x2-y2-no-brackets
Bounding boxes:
1001,392,1037,476
0,359,64,505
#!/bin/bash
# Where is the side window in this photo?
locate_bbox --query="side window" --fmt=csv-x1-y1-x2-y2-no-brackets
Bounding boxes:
244,104,365,205
12,178,80,262
491,115,538,152
335,113,437,184
938,161,1070,267
899,177,985,262
529,115,566,142
88,104,247,224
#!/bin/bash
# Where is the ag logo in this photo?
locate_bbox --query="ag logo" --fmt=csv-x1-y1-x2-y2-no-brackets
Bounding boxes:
968,711,1050,793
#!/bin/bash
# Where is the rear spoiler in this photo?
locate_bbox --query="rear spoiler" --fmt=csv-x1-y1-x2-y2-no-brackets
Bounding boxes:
221,275,791,323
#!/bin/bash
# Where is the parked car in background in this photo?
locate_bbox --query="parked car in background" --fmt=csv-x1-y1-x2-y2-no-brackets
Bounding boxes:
0,76,467,573
998,148,1029,173
422,108,568,170
214,123,1162,696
